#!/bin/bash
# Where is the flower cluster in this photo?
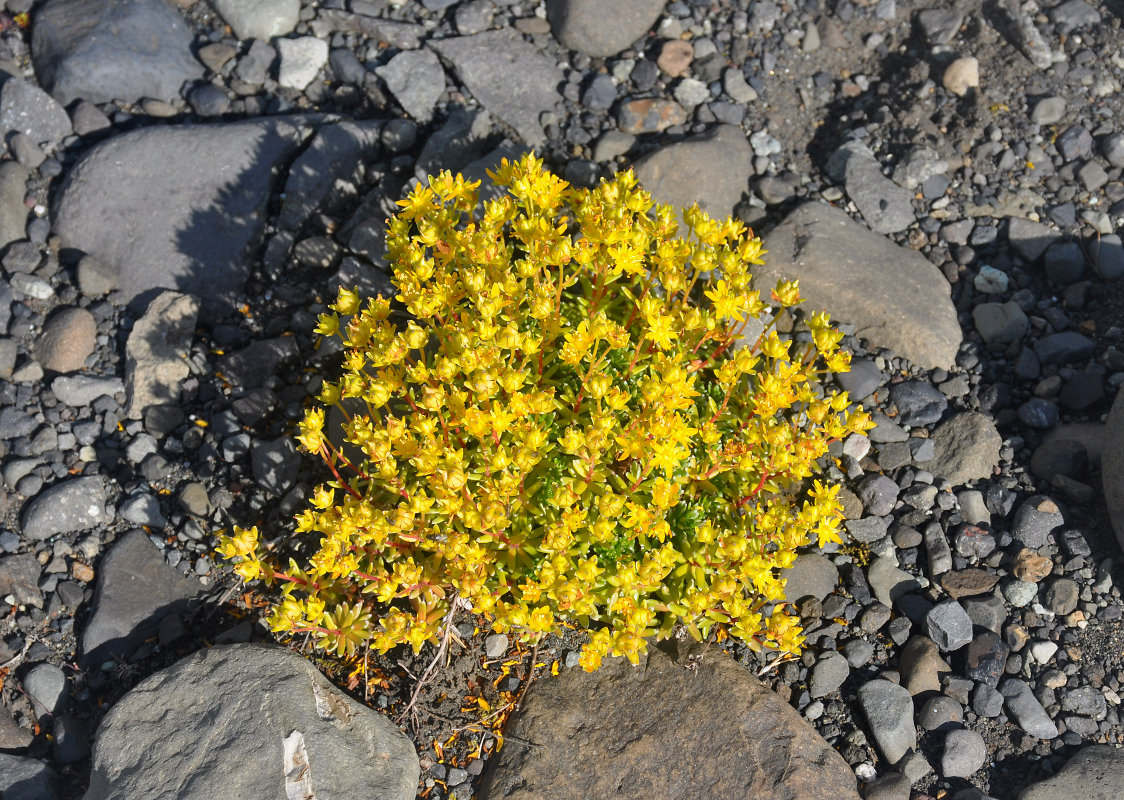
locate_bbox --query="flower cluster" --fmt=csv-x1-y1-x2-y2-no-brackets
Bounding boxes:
219,154,872,670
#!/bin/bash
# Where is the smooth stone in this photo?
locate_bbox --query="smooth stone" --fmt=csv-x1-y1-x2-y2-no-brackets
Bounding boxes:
867,556,921,607
633,124,751,232
478,644,862,800
898,635,951,695
1104,388,1124,553
941,728,986,778
83,644,419,800
809,651,850,698
21,476,112,540
31,0,204,105
1019,746,1124,800
0,78,72,149
51,375,124,407
780,553,839,603
53,119,311,320
757,202,960,370
545,0,666,57
34,307,96,373
1000,678,1059,739
856,680,916,765
0,754,59,800
212,0,299,40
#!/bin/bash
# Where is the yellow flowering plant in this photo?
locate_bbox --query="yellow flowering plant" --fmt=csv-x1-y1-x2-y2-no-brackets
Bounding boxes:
219,154,872,671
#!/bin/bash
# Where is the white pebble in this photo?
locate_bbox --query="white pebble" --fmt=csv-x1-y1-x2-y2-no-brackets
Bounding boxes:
942,56,979,97
277,37,329,91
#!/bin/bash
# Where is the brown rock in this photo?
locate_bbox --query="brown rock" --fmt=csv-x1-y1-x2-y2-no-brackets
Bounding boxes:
898,635,951,696
479,643,862,800
657,39,694,77
34,307,96,373
1013,548,1054,583
616,98,687,134
941,569,1000,599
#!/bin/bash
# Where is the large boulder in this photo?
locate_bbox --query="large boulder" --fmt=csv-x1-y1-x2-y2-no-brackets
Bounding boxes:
758,202,961,370
1104,388,1124,553
1019,745,1124,799
32,0,204,105
83,644,419,800
53,118,313,320
479,643,861,800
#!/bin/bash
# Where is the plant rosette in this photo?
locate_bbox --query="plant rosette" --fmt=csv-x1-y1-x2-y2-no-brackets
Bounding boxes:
219,154,873,672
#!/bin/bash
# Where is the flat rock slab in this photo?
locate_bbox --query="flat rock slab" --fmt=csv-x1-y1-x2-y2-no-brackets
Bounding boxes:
81,530,207,668
32,0,204,105
83,644,419,800
479,643,861,800
53,118,313,320
758,202,961,370
430,29,563,146
633,124,752,230
1103,388,1124,553
1019,745,1124,799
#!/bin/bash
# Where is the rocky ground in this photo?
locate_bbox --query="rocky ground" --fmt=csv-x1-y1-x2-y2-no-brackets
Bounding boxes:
0,0,1123,799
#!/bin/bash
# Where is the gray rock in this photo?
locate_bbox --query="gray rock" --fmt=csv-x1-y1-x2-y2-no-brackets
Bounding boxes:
430,29,563,146
1044,242,1085,285
212,0,299,40
916,8,964,44
927,413,1002,486
758,202,960,370
0,161,27,250
276,37,329,91
1030,96,1065,125
1035,332,1095,366
845,516,890,544
1019,746,1124,800
1011,495,1064,549
0,553,43,607
926,599,973,651
24,663,69,719
923,521,953,576
119,492,166,527
1089,234,1124,280
251,437,299,496
83,644,419,800
75,254,119,296
809,651,850,698
0,78,72,149
479,643,861,800
31,0,204,105
376,49,445,123
53,714,89,764
838,358,882,400
780,553,838,603
941,729,986,778
857,680,916,765
545,0,665,57
1106,389,1124,553
1000,678,1058,739
973,301,1029,346
857,474,899,517
633,124,751,231
0,753,59,800
125,292,199,419
455,0,494,34
54,118,311,319
867,556,921,607
217,337,299,390
863,772,910,800
889,381,947,426
1007,216,1058,262
51,375,124,407
81,530,206,668
918,694,963,732
1103,133,1124,168
484,633,509,659
278,121,383,231
1044,578,1079,615
21,476,112,540
826,141,915,234
1048,0,1100,31
973,682,1005,717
